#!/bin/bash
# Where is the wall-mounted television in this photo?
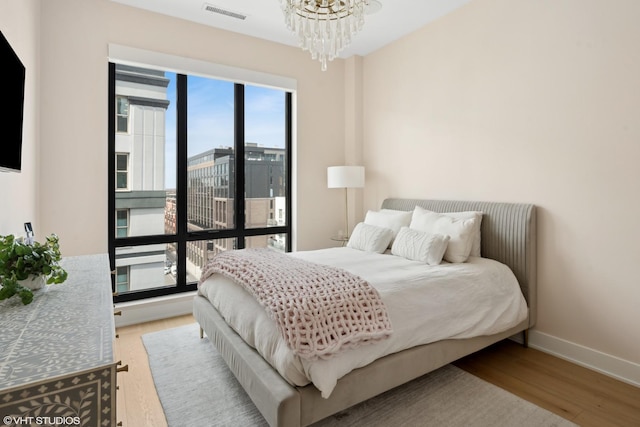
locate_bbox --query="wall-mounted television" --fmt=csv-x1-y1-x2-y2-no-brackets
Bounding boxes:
0,30,26,173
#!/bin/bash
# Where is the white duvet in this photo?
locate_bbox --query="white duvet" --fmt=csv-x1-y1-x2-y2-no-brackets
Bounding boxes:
197,247,528,398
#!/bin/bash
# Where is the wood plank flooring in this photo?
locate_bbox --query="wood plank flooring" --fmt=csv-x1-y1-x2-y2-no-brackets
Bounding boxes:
114,315,640,427
115,315,195,427
454,340,640,427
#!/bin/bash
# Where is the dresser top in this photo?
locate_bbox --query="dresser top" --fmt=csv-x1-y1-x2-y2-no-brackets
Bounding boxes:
0,253,115,390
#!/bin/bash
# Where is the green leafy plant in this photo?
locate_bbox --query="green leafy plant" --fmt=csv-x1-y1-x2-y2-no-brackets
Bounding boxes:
0,234,68,305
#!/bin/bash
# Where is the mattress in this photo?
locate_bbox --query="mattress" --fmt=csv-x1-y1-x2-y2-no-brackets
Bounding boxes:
197,247,528,398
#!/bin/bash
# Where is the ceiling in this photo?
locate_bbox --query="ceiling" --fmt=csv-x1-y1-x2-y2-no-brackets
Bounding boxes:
110,0,472,58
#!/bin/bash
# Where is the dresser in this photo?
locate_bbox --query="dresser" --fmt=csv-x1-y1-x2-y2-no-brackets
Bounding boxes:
0,254,118,427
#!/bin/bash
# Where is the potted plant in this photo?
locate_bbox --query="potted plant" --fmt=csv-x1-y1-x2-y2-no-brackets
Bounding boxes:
0,234,68,305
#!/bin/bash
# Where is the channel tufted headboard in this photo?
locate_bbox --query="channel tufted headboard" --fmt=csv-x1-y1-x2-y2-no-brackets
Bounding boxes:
380,198,537,328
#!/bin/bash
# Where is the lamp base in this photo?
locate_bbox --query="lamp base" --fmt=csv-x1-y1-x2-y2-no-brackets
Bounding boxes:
330,235,350,247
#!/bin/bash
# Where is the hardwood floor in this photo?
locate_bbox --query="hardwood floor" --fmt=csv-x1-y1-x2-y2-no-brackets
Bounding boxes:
115,315,195,427
115,314,640,427
454,341,640,427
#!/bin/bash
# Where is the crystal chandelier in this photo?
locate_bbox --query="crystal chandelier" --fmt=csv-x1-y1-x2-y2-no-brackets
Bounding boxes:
280,0,370,71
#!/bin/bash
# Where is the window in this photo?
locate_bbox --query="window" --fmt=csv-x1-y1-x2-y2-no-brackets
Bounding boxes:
116,96,129,133
116,153,128,190
108,61,292,302
115,266,129,294
116,209,128,237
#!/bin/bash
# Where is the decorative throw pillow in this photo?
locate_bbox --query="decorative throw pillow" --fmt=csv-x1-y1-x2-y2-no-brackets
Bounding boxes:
391,227,450,265
347,222,394,253
413,206,483,257
409,208,477,263
363,209,412,247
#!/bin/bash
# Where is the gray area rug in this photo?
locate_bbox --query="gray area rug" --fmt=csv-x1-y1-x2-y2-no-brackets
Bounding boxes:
143,324,577,427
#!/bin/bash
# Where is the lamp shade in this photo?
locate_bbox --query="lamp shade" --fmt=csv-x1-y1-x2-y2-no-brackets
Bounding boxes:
327,166,365,189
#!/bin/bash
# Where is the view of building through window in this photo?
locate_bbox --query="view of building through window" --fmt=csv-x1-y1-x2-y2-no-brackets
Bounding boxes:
110,64,290,299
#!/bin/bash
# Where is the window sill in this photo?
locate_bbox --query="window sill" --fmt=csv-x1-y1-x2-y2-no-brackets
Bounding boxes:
114,290,196,328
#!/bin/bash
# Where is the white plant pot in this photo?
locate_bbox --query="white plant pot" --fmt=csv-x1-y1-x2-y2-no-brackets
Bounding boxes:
19,275,46,290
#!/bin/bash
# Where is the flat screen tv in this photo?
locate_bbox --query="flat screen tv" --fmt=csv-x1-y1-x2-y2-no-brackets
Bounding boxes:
0,30,26,173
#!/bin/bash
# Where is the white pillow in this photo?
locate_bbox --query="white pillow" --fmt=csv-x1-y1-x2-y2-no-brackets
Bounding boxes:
413,206,483,257
409,208,477,263
364,209,412,246
347,222,394,254
391,227,450,265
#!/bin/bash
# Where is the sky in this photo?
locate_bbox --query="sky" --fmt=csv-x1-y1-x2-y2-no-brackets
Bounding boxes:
164,73,286,188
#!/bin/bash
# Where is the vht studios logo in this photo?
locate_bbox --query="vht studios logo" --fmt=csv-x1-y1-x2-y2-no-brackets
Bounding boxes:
3,416,81,426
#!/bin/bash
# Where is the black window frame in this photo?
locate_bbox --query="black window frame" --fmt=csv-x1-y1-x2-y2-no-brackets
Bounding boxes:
108,62,293,302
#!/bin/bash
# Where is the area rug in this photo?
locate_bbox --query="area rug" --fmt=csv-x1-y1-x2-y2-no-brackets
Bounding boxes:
143,324,577,427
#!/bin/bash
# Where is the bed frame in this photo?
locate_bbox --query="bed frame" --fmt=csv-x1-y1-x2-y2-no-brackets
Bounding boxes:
193,198,537,427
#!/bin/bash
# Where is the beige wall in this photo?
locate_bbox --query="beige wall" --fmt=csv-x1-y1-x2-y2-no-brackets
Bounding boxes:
0,0,40,236
362,0,640,367
35,0,348,254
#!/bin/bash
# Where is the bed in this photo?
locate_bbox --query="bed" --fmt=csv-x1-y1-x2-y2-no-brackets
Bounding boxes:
193,198,537,427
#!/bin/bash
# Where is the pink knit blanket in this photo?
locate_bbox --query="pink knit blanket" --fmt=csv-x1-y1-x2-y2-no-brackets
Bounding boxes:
199,248,393,360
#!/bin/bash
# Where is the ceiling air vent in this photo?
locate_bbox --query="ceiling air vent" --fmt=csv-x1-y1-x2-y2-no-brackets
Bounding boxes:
203,4,248,20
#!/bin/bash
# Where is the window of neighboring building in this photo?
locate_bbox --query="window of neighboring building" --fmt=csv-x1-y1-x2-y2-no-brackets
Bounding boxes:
116,209,128,237
116,153,128,190
115,266,129,294
108,60,292,303
116,96,129,133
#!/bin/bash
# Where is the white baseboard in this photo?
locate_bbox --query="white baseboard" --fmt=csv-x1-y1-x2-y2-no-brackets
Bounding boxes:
114,291,196,328
113,297,640,389
529,330,640,388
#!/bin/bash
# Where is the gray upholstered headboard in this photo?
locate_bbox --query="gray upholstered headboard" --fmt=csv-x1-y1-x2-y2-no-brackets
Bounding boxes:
380,198,537,328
